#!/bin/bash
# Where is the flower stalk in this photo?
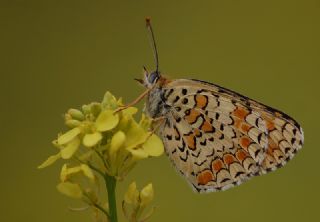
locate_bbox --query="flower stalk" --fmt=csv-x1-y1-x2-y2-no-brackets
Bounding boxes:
105,175,117,222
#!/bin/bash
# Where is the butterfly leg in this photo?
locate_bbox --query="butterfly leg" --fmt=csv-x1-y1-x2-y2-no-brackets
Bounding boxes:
114,88,152,113
150,116,166,132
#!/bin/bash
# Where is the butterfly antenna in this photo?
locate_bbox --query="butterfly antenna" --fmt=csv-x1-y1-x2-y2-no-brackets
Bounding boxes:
146,17,159,73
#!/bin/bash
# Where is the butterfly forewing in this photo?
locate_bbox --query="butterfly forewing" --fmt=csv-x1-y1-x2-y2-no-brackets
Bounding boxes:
157,79,303,192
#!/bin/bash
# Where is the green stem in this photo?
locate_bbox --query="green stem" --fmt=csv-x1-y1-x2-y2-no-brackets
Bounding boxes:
105,175,118,222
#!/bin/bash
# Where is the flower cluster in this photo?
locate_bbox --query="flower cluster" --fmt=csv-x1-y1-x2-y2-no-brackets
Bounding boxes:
38,91,164,222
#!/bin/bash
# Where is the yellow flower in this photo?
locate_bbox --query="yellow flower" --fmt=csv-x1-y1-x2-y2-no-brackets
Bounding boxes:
60,164,95,182
39,91,163,222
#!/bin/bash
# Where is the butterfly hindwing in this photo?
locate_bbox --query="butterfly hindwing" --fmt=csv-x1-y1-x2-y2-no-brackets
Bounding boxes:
158,79,303,192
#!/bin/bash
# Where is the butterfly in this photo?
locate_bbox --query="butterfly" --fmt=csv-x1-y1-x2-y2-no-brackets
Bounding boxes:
130,18,304,193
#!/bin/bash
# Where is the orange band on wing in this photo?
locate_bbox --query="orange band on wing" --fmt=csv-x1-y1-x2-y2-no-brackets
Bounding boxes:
223,154,237,165
184,134,196,150
212,159,224,172
240,137,251,150
185,109,201,124
197,170,214,185
201,120,214,133
236,149,249,162
233,107,249,120
195,95,208,109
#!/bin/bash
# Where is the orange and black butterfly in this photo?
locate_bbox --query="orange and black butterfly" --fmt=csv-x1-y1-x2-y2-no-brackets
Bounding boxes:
131,18,304,193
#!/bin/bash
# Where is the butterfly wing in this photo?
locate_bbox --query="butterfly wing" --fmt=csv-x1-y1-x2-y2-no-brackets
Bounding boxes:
158,79,303,193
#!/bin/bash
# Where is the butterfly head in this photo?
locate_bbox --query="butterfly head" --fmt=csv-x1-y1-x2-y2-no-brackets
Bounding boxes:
135,67,160,88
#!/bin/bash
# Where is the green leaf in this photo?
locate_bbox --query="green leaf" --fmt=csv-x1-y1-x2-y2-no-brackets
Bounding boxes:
38,152,61,169
57,127,81,145
95,110,119,132
142,134,164,157
57,182,82,199
82,132,102,147
61,137,80,159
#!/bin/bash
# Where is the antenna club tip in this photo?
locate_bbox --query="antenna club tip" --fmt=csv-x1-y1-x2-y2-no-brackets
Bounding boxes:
145,17,151,26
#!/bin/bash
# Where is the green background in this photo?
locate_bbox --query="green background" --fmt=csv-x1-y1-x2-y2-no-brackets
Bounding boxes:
1,0,319,221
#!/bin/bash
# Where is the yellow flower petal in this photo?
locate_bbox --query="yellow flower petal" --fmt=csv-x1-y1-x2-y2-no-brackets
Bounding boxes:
57,182,82,199
95,110,119,132
142,134,164,157
124,182,139,205
83,132,102,147
139,114,152,131
124,120,149,150
140,183,154,206
101,91,118,110
109,131,126,156
61,137,80,159
81,164,95,180
60,165,82,182
121,107,138,117
60,164,68,181
57,127,81,145
38,152,61,169
128,148,148,160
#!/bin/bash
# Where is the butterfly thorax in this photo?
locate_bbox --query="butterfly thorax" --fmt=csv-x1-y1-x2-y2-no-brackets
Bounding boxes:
145,86,168,118
144,76,171,118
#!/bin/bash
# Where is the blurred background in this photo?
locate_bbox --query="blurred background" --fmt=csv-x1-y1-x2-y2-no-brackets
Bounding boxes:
1,0,319,221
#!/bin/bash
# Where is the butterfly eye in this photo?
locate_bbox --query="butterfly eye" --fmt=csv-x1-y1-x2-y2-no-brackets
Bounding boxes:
148,71,159,84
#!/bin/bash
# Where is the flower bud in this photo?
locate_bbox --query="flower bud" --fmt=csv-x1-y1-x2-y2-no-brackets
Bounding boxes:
90,102,102,117
140,183,154,206
124,182,139,206
68,108,85,120
82,104,91,115
65,119,81,128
